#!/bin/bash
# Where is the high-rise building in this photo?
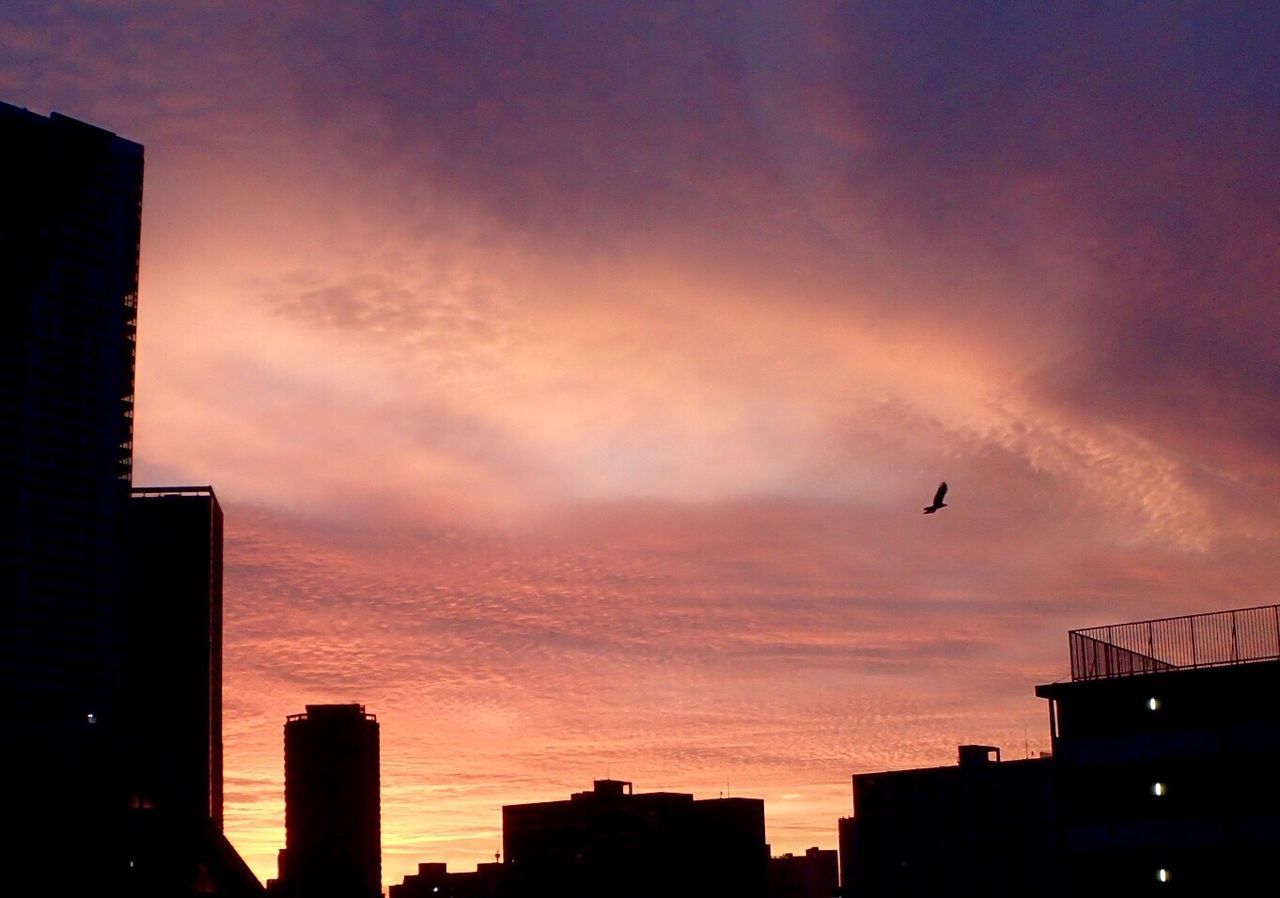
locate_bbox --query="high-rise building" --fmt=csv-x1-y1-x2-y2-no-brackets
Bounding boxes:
272,704,382,898
2,99,261,895
503,778,769,898
1035,604,1280,895
1,99,141,744
2,98,143,894
124,485,225,828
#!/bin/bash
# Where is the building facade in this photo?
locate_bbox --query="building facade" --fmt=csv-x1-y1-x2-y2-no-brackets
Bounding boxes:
273,704,382,898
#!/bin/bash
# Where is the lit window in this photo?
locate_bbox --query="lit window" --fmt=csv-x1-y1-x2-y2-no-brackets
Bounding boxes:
1147,697,1161,711
1152,782,1167,796
1157,868,1170,883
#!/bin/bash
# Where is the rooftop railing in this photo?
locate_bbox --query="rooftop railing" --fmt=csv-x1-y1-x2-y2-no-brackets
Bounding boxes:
130,485,215,498
286,704,377,723
1069,604,1280,681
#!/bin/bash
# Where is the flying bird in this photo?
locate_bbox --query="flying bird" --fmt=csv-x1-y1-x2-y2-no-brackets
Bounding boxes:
923,481,948,514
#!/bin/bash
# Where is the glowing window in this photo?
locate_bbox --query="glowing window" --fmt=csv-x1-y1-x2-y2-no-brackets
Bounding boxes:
1147,697,1161,711
1152,782,1167,796
1157,868,1170,883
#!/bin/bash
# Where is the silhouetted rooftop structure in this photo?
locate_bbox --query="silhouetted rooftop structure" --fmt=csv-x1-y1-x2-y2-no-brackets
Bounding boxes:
1068,603,1280,680
503,778,768,898
767,846,839,898
844,745,1057,898
390,861,506,898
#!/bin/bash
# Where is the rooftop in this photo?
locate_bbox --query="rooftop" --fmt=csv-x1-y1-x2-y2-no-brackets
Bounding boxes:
286,703,377,723
131,485,216,498
1069,603,1280,681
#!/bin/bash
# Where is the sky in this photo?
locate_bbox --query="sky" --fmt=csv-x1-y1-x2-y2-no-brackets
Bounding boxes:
5,0,1280,887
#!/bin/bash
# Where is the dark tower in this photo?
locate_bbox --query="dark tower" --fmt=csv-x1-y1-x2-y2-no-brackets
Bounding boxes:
124,486,225,828
275,704,382,898
1,99,263,896
0,99,141,746
1,100,143,893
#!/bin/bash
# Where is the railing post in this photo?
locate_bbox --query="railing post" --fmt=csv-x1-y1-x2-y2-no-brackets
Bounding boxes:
1232,610,1239,662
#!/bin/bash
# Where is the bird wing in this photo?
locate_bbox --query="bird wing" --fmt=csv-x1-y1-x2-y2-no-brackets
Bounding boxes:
933,482,948,505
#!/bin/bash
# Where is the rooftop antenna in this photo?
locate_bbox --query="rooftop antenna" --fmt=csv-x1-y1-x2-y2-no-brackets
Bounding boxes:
1024,728,1030,760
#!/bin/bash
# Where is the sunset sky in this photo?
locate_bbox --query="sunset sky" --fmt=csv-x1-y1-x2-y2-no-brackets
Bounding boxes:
5,1,1279,886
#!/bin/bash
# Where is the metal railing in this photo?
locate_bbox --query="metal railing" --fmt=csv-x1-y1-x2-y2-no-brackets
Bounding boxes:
1069,604,1280,681
130,485,215,497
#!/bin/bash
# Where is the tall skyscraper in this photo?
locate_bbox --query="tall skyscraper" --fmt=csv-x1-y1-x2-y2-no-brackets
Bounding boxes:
2,99,261,895
1,99,141,742
124,485,225,828
273,704,382,898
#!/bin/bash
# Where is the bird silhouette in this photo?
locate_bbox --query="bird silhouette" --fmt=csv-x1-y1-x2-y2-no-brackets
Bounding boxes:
923,481,948,514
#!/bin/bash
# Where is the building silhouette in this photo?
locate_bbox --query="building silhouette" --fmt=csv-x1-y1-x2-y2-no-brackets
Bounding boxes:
1036,604,1280,894
502,778,768,898
843,745,1057,897
767,846,839,898
389,861,506,898
2,99,260,895
836,817,855,894
123,486,225,827
841,604,1280,897
1,98,141,753
272,704,382,898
